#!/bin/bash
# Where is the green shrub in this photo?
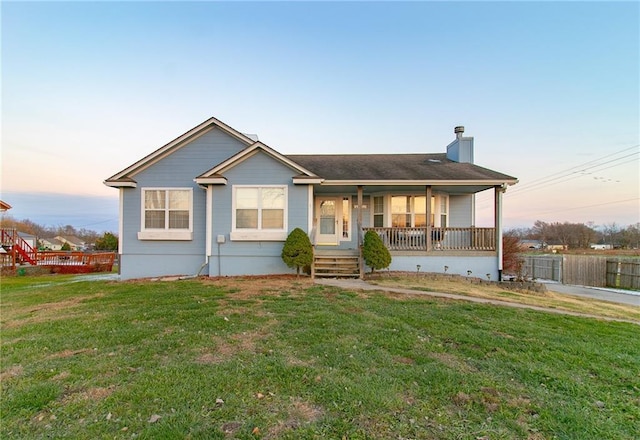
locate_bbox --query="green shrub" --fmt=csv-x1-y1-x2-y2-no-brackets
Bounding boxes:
281,228,313,277
95,232,118,251
363,230,391,273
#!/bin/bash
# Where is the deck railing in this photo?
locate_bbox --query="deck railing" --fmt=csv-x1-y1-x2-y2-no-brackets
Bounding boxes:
37,251,116,267
362,227,496,251
36,251,116,273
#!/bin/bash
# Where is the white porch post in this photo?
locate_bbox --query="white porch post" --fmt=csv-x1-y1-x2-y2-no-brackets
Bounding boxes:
494,185,505,281
357,186,364,245
425,185,432,251
357,185,364,278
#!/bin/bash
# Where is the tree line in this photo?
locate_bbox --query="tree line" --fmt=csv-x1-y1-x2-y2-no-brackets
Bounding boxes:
506,220,640,249
2,214,638,252
0,215,118,251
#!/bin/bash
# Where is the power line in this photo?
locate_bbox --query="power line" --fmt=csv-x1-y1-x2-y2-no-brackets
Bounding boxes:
77,218,119,228
509,144,639,190
504,152,638,197
503,197,639,219
474,144,639,206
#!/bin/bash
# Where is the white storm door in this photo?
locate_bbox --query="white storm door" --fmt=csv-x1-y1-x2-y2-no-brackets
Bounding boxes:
316,198,339,245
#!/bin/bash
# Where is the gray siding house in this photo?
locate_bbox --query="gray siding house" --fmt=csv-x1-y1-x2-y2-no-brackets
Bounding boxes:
105,117,517,280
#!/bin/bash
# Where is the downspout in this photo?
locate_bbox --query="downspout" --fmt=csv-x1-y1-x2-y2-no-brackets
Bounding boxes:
495,184,505,281
117,187,125,276
196,184,213,277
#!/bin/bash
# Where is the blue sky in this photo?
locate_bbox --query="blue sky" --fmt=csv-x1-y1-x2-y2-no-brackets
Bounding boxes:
2,1,638,232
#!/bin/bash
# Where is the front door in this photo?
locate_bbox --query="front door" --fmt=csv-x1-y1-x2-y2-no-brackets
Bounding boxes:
315,198,339,245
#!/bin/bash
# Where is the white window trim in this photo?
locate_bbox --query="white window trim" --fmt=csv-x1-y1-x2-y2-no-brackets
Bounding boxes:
438,194,449,227
230,185,288,241
138,187,194,241
372,193,449,228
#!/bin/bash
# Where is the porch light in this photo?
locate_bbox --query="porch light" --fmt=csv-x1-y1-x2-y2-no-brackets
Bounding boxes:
416,264,421,273
444,265,448,273
467,270,472,276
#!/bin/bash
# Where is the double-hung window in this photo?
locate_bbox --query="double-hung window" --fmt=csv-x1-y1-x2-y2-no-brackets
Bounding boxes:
231,186,287,241
138,188,193,240
373,196,384,227
391,196,427,228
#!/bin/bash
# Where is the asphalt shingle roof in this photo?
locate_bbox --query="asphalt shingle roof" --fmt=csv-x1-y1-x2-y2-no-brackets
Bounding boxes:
286,153,516,182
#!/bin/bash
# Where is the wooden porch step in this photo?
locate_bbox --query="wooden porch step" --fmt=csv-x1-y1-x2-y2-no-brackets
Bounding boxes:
313,254,360,278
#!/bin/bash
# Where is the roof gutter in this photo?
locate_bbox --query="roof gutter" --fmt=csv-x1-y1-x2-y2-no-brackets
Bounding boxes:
317,179,519,186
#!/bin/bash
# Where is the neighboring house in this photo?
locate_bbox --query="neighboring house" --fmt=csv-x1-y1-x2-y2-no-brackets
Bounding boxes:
40,238,65,251
546,243,567,252
0,200,11,212
520,239,543,250
590,244,612,250
105,117,517,281
55,235,85,251
18,232,37,250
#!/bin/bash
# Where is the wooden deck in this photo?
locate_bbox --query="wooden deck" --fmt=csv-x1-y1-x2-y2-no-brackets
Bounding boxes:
1,228,116,274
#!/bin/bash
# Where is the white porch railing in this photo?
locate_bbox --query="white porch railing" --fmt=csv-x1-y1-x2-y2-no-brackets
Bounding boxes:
362,227,496,251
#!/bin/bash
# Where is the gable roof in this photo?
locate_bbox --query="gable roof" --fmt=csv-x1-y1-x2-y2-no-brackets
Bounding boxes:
56,235,84,246
195,141,319,185
105,116,517,190
286,153,518,186
42,237,64,246
104,117,255,187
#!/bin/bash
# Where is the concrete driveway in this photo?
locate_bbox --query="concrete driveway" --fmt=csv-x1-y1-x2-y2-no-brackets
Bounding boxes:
542,282,640,307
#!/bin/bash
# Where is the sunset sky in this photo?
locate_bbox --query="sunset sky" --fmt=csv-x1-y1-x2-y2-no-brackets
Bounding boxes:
2,1,638,232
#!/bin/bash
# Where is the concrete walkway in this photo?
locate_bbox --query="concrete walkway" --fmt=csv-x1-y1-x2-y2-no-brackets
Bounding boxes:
315,278,640,325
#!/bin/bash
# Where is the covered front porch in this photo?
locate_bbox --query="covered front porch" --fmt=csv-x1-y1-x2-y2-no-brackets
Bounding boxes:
312,184,506,247
310,184,507,279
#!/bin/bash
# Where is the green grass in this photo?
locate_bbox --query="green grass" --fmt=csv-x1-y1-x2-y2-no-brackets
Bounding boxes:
1,275,639,439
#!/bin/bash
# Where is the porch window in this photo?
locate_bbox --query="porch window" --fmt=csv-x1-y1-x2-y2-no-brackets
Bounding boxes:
440,196,448,227
391,196,427,228
138,188,193,240
342,197,350,239
429,195,448,227
231,186,287,241
373,196,384,227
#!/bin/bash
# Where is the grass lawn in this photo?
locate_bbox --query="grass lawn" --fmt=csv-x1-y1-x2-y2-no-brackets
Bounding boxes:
1,275,639,439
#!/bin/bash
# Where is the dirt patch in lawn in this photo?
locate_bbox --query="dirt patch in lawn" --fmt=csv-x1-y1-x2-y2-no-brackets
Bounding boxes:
204,275,313,299
265,397,324,438
197,321,277,364
0,364,24,382
61,385,116,404
430,351,478,373
3,293,105,329
46,348,93,360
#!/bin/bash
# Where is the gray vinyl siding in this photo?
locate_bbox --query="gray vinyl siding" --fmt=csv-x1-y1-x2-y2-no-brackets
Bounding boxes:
119,127,247,280
448,194,473,227
208,151,311,277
